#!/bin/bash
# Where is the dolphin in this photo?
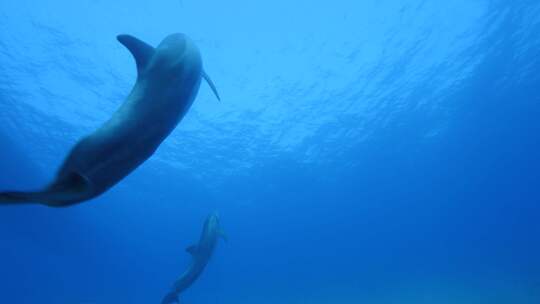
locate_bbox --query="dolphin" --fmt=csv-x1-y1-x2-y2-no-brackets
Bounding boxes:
162,212,227,304
0,33,220,207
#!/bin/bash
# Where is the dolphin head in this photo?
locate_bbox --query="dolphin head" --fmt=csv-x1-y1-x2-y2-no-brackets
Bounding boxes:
117,33,203,100
207,211,220,227
117,33,220,102
206,212,227,242
149,34,203,88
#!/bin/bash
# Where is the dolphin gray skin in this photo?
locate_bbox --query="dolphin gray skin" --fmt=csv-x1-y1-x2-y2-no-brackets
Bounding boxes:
162,212,226,304
0,33,220,207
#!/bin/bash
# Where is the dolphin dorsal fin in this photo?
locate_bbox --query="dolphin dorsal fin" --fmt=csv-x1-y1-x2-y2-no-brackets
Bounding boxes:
202,70,221,101
117,34,155,74
186,245,198,256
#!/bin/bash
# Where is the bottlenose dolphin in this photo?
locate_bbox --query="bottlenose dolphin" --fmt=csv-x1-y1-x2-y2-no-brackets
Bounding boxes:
0,33,220,207
162,212,226,304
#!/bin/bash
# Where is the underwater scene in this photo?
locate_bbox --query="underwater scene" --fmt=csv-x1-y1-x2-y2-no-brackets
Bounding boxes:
0,0,539,303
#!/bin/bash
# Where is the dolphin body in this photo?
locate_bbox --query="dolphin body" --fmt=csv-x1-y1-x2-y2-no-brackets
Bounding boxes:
162,213,226,304
0,33,220,207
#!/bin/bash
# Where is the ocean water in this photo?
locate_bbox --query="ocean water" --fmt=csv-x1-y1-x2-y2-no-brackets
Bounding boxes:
1,0,539,303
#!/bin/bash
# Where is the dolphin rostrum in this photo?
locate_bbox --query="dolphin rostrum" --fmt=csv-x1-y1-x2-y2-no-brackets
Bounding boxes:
162,212,227,304
0,33,220,207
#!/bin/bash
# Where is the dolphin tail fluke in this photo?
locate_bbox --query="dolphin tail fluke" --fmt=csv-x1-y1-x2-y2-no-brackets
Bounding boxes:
0,191,42,205
161,292,180,304
0,172,92,207
202,70,221,101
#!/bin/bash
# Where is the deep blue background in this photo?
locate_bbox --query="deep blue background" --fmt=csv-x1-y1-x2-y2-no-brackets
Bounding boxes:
1,0,539,303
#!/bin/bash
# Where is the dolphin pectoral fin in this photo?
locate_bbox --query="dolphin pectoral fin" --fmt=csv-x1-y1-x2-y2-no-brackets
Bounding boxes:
186,245,198,256
219,229,228,242
117,34,155,74
202,70,221,101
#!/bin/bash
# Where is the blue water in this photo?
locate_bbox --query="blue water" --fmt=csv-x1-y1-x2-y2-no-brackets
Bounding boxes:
1,0,539,303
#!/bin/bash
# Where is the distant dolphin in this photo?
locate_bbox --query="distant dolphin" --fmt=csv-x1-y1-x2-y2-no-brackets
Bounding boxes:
162,212,226,304
0,33,220,207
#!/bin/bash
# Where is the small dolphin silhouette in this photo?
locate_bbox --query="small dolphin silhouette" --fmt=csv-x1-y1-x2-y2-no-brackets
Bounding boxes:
0,33,219,207
162,212,226,303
